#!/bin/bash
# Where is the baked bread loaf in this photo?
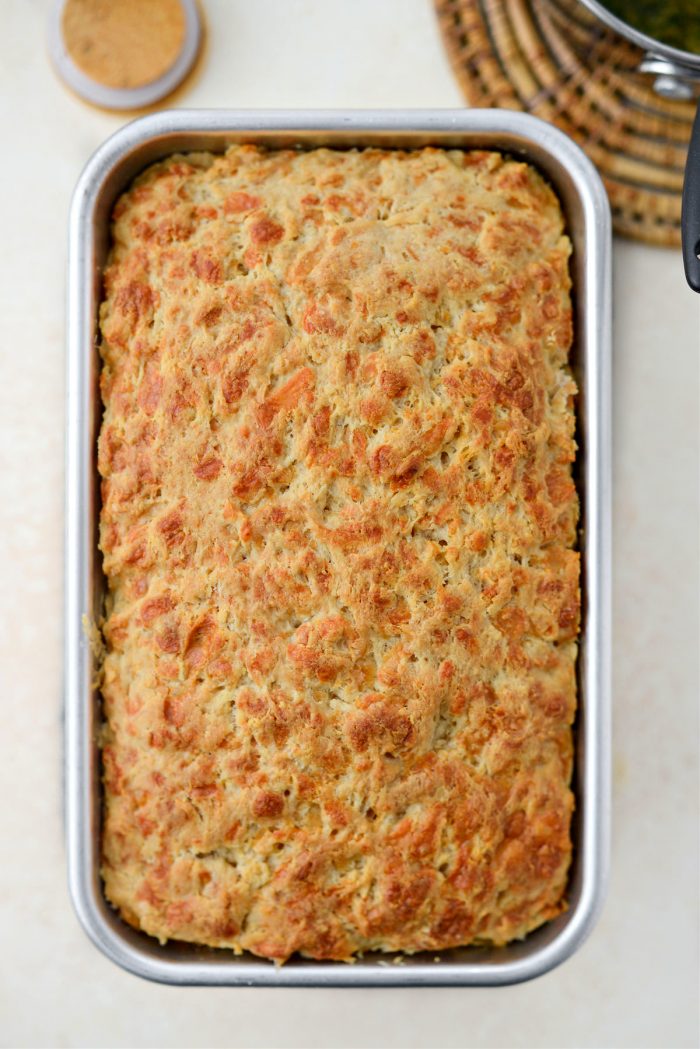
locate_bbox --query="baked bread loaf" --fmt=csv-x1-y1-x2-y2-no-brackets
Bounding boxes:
98,145,579,962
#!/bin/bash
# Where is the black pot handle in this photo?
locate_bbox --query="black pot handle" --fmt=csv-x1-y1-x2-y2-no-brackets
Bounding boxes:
682,98,700,292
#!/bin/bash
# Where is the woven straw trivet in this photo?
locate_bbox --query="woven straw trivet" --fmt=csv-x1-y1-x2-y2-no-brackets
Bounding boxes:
435,0,696,245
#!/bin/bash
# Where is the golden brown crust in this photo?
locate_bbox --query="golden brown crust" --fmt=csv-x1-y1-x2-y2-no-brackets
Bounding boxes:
98,145,578,962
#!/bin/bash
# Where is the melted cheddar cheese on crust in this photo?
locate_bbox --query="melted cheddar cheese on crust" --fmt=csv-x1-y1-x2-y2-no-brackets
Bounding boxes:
98,146,579,962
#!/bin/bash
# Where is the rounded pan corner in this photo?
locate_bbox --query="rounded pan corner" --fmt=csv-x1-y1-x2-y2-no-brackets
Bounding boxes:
522,872,609,985
69,112,173,229
67,864,212,987
67,867,158,985
509,111,611,200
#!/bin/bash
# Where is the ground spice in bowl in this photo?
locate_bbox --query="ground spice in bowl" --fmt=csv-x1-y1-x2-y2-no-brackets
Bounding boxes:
61,0,187,89
50,0,201,109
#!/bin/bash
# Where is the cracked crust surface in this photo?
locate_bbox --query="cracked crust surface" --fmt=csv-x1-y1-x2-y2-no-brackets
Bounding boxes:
98,145,579,961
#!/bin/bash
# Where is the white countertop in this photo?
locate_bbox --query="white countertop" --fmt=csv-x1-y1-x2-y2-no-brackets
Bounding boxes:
1,1,698,1046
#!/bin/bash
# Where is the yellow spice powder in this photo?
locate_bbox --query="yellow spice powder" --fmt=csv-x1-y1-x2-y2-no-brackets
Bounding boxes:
62,0,187,90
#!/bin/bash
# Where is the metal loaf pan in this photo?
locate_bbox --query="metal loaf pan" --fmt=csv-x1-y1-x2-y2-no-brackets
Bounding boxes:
65,109,611,986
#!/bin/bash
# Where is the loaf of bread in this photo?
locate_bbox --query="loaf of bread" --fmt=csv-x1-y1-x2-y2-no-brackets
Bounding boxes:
98,145,579,962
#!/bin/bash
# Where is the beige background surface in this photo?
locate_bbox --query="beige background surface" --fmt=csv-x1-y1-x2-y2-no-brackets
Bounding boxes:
0,1,698,1047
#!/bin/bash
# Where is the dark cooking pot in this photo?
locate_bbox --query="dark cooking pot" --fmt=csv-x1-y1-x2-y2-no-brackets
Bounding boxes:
578,0,700,291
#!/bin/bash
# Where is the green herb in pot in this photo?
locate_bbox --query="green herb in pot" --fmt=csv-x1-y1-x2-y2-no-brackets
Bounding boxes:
602,0,700,55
